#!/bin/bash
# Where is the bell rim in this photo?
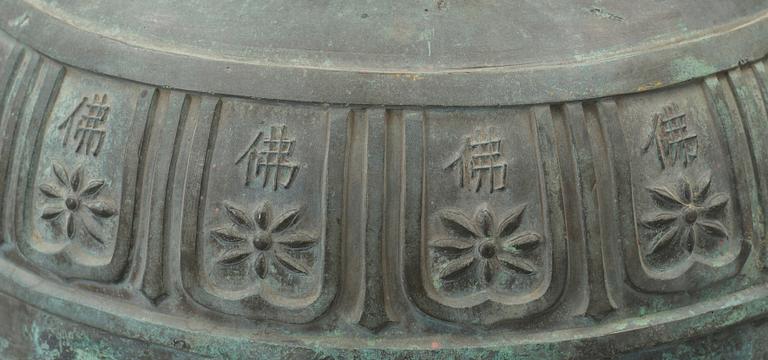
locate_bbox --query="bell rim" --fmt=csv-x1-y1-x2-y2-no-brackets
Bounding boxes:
1,1,767,106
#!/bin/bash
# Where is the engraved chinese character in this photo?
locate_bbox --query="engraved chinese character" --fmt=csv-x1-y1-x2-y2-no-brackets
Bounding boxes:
642,104,698,169
235,125,300,191
57,94,110,157
446,128,507,193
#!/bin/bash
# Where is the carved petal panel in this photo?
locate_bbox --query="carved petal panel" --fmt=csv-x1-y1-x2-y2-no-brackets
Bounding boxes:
403,107,570,324
181,99,344,323
611,83,748,292
19,68,152,281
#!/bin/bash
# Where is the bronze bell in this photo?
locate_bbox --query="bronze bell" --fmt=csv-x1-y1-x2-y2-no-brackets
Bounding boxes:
0,0,767,358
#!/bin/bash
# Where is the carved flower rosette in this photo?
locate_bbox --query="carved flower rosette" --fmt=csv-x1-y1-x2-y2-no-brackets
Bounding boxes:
209,201,317,284
25,160,124,278
638,169,741,277
196,166,328,316
37,163,117,254
427,205,547,303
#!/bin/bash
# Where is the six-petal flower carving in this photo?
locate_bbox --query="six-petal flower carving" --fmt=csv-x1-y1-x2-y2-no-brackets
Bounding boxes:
39,162,117,245
641,171,730,260
430,205,542,285
211,201,316,279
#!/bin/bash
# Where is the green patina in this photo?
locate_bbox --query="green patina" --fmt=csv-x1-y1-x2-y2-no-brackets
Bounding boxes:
31,321,126,360
0,336,9,357
671,57,717,83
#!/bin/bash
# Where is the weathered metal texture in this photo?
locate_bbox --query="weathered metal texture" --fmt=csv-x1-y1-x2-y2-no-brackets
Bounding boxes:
1,0,768,358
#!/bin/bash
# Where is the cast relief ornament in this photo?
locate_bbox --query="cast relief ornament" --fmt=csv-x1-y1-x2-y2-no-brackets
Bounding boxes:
430,205,543,287
641,170,731,265
210,201,317,280
39,162,117,247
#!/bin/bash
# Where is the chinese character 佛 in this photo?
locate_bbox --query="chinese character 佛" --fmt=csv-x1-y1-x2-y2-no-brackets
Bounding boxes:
235,125,300,191
446,128,508,193
641,103,698,169
57,94,110,157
